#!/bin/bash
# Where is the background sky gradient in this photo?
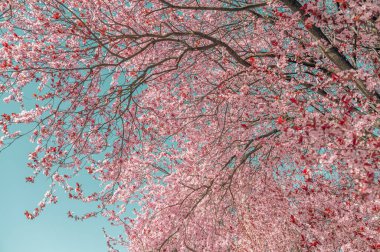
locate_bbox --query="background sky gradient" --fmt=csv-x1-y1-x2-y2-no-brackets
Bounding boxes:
0,101,123,252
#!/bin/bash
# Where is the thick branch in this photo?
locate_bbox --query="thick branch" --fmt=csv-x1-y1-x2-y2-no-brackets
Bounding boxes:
280,0,374,99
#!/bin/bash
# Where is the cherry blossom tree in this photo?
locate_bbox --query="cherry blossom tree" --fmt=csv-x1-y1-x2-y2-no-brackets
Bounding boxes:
0,0,379,250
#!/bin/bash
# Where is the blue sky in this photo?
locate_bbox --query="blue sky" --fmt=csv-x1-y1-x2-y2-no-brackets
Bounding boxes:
0,102,124,252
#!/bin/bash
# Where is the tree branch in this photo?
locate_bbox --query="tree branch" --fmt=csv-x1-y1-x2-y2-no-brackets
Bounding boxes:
280,0,375,100
158,0,266,12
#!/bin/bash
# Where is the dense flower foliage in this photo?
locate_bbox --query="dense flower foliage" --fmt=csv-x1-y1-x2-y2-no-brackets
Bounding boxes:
0,0,379,250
